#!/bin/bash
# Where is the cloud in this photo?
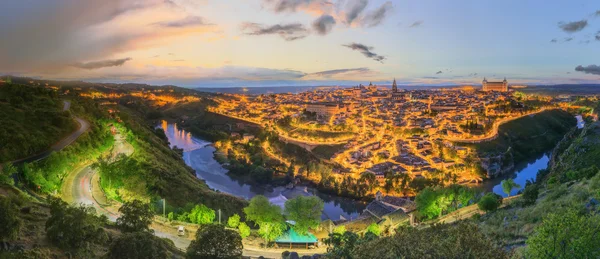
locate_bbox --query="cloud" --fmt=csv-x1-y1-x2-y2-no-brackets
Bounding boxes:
312,15,336,35
72,58,132,70
342,43,386,63
558,20,588,33
468,73,478,77
575,65,600,75
154,15,211,28
550,38,557,43
344,0,368,25
409,20,423,28
241,22,309,41
435,71,442,74
564,37,573,42
595,10,600,17
303,67,372,79
0,0,218,72
262,0,332,14
596,31,600,41
361,1,393,27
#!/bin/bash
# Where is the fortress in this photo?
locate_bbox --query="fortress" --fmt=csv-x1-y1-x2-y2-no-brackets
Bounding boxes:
482,78,508,92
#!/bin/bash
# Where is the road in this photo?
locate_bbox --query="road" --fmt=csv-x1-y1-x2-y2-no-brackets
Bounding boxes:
12,101,90,165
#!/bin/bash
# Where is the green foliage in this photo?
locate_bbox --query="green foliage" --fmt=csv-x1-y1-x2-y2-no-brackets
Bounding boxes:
521,181,539,206
283,196,324,235
415,185,476,219
0,83,78,162
0,163,16,185
188,204,215,225
108,232,170,259
117,200,154,233
323,231,360,259
526,209,600,258
478,193,501,212
167,212,174,221
501,179,521,197
0,197,21,241
244,195,286,242
352,223,507,259
227,214,240,228
366,223,381,236
333,225,346,235
45,197,108,252
186,224,243,259
238,222,251,239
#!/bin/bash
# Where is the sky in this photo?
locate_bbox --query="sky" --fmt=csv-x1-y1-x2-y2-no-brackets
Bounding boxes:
1,0,600,88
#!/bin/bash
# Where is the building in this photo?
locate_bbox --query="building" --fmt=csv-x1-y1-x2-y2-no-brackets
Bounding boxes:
482,78,508,92
391,79,406,102
305,102,340,117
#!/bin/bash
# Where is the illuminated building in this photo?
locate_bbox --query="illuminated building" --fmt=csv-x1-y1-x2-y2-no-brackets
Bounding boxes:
305,102,340,117
482,78,508,92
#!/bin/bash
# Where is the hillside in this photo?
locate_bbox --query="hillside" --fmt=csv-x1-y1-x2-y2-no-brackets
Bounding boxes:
464,109,576,166
0,83,77,162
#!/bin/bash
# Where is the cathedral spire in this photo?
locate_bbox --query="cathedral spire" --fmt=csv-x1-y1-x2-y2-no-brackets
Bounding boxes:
392,78,398,92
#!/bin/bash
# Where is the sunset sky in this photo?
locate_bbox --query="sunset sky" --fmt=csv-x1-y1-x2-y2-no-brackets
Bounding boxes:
1,0,600,87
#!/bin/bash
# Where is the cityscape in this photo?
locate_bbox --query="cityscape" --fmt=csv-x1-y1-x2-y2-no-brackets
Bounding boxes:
1,1,600,259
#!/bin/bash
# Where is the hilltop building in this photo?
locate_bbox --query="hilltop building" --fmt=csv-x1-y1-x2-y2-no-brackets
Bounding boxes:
390,79,406,102
482,78,508,92
305,102,340,117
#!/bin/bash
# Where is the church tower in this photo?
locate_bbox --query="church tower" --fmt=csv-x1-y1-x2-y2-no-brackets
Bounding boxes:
392,78,397,92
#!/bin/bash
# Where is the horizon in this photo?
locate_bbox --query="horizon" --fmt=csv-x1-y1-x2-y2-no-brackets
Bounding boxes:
1,0,599,87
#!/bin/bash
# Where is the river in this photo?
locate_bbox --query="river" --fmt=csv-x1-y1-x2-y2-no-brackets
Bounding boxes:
159,121,366,221
480,154,549,197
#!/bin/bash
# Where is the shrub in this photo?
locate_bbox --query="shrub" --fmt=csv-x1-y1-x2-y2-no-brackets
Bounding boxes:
238,222,251,239
366,223,380,236
478,193,501,212
521,182,539,206
117,200,154,233
227,213,240,228
108,232,169,259
186,224,243,259
0,197,21,240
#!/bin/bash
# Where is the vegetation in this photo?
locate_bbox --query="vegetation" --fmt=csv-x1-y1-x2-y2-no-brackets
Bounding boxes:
283,196,324,235
478,193,501,212
227,213,241,228
0,196,21,241
116,200,154,233
521,180,539,206
366,223,381,236
244,195,285,242
526,209,600,258
351,223,507,259
0,83,77,162
108,232,170,259
415,185,477,219
186,224,243,259
238,222,251,239
501,178,520,197
45,197,109,255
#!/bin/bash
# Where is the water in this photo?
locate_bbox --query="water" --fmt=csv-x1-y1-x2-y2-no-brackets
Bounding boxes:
480,154,549,197
159,121,365,220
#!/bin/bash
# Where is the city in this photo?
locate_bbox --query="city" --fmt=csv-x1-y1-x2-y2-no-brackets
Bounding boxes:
1,1,600,259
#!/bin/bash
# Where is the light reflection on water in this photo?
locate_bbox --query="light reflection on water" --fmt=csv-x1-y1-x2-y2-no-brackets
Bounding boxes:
158,120,365,220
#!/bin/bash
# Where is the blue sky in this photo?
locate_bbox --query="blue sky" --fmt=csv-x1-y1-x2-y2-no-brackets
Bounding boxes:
1,0,599,87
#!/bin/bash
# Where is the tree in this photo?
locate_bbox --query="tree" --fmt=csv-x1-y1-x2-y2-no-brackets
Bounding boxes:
283,196,324,235
333,225,346,235
238,222,251,239
366,223,381,236
188,204,215,225
244,195,285,242
45,197,108,252
167,212,174,221
526,210,600,258
521,181,539,206
228,213,241,228
501,179,520,197
108,232,169,259
0,163,16,185
187,224,243,259
117,200,154,233
477,193,501,212
0,197,21,240
323,231,360,259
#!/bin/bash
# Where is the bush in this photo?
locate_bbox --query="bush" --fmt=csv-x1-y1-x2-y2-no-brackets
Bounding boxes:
0,197,21,240
188,204,215,225
238,222,251,239
521,182,539,206
366,223,381,236
108,232,169,259
228,214,240,228
117,200,154,233
478,193,501,212
187,224,243,259
45,197,108,252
